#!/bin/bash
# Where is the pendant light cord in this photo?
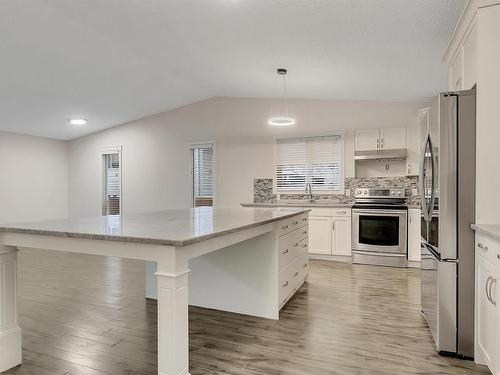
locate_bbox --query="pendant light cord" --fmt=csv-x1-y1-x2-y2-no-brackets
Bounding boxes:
282,74,289,117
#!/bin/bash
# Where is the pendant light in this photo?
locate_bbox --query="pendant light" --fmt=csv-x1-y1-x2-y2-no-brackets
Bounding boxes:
268,68,296,126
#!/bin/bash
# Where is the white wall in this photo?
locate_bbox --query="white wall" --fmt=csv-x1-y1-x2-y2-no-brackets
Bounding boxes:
68,97,427,216
0,131,68,223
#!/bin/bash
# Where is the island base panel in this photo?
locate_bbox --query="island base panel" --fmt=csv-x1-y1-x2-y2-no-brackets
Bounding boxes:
0,247,22,372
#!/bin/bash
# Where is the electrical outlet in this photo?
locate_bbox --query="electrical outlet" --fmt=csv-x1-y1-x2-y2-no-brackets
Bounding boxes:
345,189,350,196
412,188,418,197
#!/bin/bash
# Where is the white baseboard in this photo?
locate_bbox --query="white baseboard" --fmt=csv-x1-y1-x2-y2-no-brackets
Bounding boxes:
309,254,421,269
308,254,352,263
407,260,421,269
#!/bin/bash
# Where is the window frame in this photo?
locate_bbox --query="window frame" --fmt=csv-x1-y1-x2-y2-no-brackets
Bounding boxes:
273,133,345,195
100,146,122,216
187,141,216,208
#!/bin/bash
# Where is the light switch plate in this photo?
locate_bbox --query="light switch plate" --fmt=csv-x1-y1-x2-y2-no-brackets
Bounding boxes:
412,188,418,196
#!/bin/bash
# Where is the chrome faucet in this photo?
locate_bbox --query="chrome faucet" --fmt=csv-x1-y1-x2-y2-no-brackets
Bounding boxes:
305,183,313,202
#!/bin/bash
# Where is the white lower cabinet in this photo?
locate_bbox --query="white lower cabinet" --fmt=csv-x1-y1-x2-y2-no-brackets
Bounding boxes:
278,213,309,309
476,254,496,370
307,208,351,258
407,208,421,263
475,233,500,374
308,216,332,255
332,216,351,256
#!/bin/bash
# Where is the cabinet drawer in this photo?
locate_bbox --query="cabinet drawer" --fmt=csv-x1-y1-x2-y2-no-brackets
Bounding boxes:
279,258,299,303
333,208,351,217
309,207,332,217
296,237,308,257
278,213,308,236
476,234,500,265
298,254,309,282
278,230,301,270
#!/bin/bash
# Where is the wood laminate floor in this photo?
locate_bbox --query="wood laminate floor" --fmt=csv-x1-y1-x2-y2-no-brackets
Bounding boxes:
2,249,490,375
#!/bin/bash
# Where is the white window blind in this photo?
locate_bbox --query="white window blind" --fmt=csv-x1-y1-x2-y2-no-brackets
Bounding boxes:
191,145,214,207
275,135,343,193
102,152,121,215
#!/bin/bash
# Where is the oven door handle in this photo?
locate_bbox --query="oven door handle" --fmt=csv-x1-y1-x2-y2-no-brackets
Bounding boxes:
352,209,407,216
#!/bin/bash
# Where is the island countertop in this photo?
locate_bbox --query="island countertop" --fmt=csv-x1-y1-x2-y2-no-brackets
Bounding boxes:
0,207,309,247
471,224,500,243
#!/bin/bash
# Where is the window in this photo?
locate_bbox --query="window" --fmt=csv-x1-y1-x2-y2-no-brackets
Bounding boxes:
274,135,343,193
189,143,215,207
101,147,121,215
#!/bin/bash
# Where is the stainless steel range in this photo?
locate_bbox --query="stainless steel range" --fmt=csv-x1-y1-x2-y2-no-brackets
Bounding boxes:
352,188,407,268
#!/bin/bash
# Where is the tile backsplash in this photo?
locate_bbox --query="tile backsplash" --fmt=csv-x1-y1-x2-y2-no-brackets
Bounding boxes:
253,176,420,206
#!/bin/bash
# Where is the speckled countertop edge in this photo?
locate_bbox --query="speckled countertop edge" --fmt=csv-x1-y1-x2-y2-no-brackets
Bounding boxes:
471,224,500,243
0,209,311,248
242,202,354,208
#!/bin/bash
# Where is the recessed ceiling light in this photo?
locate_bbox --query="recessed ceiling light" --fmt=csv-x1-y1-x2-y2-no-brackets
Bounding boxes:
69,118,87,125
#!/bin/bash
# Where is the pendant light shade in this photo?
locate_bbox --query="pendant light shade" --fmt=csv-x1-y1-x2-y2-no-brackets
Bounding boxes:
268,117,296,126
268,68,295,126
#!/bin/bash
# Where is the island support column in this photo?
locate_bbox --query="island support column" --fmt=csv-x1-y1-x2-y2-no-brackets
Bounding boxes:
0,246,22,372
156,248,190,375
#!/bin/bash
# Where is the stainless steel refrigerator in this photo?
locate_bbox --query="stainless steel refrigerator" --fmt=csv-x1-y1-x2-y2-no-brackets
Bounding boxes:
420,88,476,359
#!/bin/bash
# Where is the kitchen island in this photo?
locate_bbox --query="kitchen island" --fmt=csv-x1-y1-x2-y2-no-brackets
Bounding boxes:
0,207,310,375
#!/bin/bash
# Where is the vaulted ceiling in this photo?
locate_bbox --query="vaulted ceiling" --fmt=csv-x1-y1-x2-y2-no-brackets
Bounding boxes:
0,0,465,140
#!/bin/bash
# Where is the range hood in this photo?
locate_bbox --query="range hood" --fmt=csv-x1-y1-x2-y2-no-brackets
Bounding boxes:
354,149,407,161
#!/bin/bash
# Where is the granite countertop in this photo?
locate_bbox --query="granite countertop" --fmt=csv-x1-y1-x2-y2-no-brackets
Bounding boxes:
0,207,309,247
241,202,353,208
471,224,500,242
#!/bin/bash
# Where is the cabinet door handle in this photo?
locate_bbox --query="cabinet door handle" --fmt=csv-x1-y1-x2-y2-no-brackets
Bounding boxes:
303,230,308,235
282,249,289,255
490,278,497,306
282,225,289,230
303,263,307,268
332,221,335,230
293,221,299,225
302,218,307,222
293,242,299,247
294,271,299,277
478,242,489,251
282,281,289,288
486,276,492,303
302,243,307,248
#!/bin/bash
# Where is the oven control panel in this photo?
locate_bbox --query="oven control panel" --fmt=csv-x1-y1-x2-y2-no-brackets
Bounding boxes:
354,188,405,199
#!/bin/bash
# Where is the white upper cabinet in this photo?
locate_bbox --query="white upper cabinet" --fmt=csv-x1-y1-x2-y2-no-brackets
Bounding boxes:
354,129,380,151
462,22,478,90
355,127,406,151
379,127,407,150
449,51,463,91
447,20,477,92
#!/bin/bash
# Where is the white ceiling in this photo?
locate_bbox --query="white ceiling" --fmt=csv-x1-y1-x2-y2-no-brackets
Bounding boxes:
0,0,465,140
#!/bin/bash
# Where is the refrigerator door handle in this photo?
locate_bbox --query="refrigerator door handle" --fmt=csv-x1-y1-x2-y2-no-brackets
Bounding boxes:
419,134,437,222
